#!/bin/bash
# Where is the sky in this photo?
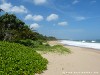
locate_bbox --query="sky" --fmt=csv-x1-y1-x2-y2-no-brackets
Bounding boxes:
0,0,100,40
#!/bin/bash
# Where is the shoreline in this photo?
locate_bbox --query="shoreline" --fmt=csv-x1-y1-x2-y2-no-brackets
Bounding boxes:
64,45,100,54
59,40,100,50
38,41,100,75
49,40,100,53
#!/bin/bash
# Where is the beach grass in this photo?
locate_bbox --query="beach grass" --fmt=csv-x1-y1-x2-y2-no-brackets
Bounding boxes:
34,44,71,54
15,40,71,54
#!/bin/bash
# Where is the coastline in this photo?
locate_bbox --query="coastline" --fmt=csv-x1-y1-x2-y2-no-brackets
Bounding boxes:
64,45,100,54
37,41,100,75
48,40,100,53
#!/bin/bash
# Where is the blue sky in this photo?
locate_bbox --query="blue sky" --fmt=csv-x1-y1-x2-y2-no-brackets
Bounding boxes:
0,0,100,40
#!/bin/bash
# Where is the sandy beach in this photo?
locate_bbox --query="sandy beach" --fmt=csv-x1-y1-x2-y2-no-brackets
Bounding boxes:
37,41,100,75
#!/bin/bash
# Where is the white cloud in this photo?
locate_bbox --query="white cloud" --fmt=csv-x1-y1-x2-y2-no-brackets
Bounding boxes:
75,16,86,21
25,14,33,20
0,2,28,13
72,0,79,4
0,3,12,12
58,21,68,26
33,0,47,5
33,15,44,21
30,23,40,29
11,5,27,13
25,14,44,21
47,14,59,21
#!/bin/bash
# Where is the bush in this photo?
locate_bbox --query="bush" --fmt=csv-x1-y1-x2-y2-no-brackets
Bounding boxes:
45,43,50,46
0,41,48,75
15,39,43,48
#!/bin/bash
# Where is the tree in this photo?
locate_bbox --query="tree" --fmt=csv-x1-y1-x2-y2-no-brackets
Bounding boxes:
0,13,43,41
0,13,25,41
0,13,56,41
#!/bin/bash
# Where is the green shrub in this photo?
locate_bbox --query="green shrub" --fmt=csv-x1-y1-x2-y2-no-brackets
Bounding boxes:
15,39,43,48
0,41,48,75
43,43,50,46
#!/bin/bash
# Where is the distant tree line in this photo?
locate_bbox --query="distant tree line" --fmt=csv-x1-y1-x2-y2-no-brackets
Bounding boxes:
0,10,56,41
44,36,57,41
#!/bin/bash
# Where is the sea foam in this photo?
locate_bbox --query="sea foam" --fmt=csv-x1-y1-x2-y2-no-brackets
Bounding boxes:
60,40,100,50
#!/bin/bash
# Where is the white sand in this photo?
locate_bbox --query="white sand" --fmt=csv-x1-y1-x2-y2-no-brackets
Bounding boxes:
37,41,100,75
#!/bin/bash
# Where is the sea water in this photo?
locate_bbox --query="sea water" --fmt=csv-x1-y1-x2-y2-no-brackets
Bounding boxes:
60,40,100,50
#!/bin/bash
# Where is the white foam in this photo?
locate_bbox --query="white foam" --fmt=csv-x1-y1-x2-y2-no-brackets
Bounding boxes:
91,41,95,43
82,40,86,43
60,40,100,50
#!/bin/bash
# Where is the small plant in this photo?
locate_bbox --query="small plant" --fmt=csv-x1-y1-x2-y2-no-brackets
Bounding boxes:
0,41,48,75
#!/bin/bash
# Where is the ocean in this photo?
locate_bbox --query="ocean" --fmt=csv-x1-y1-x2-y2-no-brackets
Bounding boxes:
59,40,100,50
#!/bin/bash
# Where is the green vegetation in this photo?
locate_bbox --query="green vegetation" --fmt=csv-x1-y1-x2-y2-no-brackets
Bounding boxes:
14,39,70,54
44,36,57,41
0,10,70,75
15,39,43,48
0,13,56,42
35,45,71,54
0,41,48,75
0,40,70,75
